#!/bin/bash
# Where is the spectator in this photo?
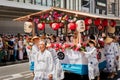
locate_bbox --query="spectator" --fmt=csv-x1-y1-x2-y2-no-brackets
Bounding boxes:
18,36,24,60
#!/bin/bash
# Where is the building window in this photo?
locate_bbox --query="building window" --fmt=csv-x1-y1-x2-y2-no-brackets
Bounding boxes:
35,0,42,5
47,0,52,6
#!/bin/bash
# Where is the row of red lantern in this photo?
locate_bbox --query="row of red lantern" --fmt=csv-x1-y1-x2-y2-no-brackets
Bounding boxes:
37,19,116,31
37,22,77,31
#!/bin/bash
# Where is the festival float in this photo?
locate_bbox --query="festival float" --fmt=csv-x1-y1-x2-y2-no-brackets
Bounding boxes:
14,7,120,75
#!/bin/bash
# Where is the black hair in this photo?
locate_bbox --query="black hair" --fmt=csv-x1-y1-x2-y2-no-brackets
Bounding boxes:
89,40,95,46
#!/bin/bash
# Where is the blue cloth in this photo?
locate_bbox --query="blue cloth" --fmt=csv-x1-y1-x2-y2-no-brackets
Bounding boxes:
62,60,106,75
30,61,34,71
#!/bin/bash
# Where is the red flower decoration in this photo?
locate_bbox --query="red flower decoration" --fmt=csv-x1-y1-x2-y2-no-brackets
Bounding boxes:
68,22,76,31
98,25,103,30
94,18,101,26
84,18,92,25
102,19,108,27
110,20,116,27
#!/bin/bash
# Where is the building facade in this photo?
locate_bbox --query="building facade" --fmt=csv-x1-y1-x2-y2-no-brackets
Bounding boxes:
0,0,120,34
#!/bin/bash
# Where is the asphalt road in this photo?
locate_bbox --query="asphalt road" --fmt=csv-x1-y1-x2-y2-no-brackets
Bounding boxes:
0,62,120,80
0,63,33,80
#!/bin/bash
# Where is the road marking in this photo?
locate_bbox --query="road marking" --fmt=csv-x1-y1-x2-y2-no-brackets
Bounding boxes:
2,73,32,80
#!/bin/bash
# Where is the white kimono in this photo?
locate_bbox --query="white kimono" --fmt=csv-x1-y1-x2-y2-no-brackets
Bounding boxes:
18,40,23,60
48,48,64,80
34,50,54,80
85,47,99,80
26,46,34,72
32,45,39,55
104,42,116,72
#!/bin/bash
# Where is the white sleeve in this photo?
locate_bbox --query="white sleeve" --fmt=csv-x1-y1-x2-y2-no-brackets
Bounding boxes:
84,48,96,55
113,43,119,56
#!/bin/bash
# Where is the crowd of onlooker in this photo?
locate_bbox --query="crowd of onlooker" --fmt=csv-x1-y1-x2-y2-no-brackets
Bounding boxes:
0,34,28,63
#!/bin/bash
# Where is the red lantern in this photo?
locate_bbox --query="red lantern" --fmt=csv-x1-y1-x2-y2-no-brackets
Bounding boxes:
37,23,45,30
94,18,101,26
98,25,103,30
68,22,76,30
102,19,108,27
51,23,60,30
84,18,92,25
85,25,90,30
110,20,116,27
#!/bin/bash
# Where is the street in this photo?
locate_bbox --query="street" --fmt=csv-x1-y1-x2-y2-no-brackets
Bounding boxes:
0,62,120,80
0,63,33,80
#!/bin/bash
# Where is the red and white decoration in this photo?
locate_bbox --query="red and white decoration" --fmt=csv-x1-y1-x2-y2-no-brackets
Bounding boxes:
68,22,76,31
51,23,60,30
37,23,45,30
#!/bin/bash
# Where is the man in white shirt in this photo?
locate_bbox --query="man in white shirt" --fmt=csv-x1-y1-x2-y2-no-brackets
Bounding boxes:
33,40,54,80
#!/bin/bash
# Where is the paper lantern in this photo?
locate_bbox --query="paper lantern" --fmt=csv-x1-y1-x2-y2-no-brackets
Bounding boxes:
102,19,108,27
110,20,116,27
24,21,32,33
84,18,92,25
94,18,101,26
98,25,103,30
52,23,60,30
76,20,85,32
37,23,45,30
68,22,76,31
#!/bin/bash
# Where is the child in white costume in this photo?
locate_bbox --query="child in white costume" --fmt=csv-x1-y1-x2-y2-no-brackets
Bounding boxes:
83,40,100,80
33,40,54,80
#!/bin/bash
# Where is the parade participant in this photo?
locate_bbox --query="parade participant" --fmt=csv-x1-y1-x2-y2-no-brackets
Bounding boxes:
31,36,40,76
104,37,117,78
82,40,100,80
26,40,34,76
113,36,119,74
46,37,64,80
34,40,54,80
32,36,40,55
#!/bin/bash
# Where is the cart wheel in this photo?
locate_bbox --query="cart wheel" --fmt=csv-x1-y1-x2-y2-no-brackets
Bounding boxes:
57,51,65,60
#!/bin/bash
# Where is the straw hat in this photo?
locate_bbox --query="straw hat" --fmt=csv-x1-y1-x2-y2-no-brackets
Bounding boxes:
104,37,113,44
107,26,115,33
32,36,40,41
